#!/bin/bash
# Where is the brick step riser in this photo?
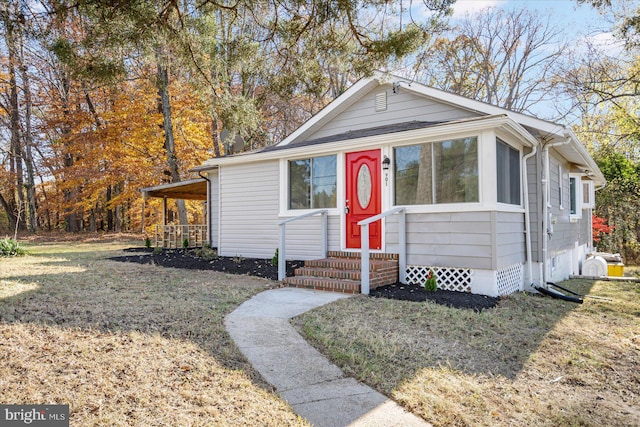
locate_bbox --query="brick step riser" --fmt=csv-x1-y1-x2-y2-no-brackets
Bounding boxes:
284,277,361,294
295,266,399,279
327,251,399,261
294,268,362,281
304,259,398,271
285,277,395,293
285,253,400,294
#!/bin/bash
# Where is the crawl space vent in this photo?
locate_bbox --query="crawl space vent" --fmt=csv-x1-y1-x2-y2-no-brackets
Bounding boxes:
375,92,387,112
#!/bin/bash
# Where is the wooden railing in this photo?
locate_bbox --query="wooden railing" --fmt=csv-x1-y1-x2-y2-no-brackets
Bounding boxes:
358,207,406,295
155,225,208,248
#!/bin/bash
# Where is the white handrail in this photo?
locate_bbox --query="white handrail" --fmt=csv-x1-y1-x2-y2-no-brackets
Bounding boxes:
278,210,328,281
358,207,406,295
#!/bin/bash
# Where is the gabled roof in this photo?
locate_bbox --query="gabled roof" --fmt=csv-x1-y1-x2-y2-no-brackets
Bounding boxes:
260,120,443,153
273,71,604,185
276,71,567,147
193,71,604,186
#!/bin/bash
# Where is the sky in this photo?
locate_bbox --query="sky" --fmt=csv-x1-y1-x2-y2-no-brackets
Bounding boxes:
450,0,628,48
439,0,636,121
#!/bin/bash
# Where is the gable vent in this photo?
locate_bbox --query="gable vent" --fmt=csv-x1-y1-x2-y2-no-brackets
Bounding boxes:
375,91,387,112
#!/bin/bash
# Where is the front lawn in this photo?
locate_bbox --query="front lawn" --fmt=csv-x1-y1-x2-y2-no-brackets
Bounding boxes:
0,240,307,426
294,278,639,426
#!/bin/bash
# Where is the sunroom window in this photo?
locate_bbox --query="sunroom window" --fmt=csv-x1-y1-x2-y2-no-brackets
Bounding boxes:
496,139,521,205
394,137,478,205
289,155,337,209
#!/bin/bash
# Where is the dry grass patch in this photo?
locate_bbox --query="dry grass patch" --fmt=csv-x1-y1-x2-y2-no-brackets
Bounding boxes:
1,241,307,426
293,280,639,427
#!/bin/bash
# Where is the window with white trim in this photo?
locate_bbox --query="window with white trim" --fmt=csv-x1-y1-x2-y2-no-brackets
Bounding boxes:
496,139,521,205
394,137,478,205
289,155,337,209
569,174,583,220
583,180,595,209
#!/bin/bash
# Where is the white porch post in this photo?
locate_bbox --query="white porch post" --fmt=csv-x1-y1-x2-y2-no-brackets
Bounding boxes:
321,211,328,258
278,224,286,281
399,209,407,284
361,223,370,295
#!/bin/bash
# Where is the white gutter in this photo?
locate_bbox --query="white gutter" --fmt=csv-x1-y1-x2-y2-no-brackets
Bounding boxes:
522,144,538,289
542,135,572,286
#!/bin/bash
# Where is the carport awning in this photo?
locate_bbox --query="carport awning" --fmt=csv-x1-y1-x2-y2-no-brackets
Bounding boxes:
141,178,207,200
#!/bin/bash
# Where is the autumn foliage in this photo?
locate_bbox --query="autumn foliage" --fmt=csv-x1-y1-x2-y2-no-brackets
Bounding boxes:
592,215,614,243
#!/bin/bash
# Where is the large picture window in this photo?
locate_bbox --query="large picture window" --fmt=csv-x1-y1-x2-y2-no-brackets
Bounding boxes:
394,137,478,205
289,155,337,209
496,139,521,205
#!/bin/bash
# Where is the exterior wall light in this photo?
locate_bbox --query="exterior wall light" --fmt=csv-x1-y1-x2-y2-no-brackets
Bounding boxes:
382,155,391,171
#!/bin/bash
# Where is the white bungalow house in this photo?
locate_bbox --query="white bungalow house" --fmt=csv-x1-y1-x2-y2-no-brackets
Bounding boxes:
148,72,605,297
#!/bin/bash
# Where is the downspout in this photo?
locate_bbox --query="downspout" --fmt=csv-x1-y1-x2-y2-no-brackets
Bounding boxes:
541,132,572,286
522,144,537,289
198,171,212,246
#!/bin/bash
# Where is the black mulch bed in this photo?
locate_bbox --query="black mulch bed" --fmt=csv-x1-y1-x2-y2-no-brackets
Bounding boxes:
112,248,500,311
111,247,303,280
370,283,500,312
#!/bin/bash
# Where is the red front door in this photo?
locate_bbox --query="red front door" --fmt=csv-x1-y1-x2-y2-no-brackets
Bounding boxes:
346,149,382,249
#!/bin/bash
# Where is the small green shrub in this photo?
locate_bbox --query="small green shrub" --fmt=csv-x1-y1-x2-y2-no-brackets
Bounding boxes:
0,237,27,257
424,269,437,292
195,247,218,261
271,248,279,267
144,238,151,248
182,238,189,248
153,247,163,255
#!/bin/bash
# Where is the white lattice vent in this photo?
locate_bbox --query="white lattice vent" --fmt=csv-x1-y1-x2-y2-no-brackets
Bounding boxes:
406,265,472,293
496,263,523,296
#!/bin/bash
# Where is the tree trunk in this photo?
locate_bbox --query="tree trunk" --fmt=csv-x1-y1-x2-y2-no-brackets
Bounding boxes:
106,185,113,231
0,193,18,230
156,45,188,225
19,34,37,233
6,11,25,232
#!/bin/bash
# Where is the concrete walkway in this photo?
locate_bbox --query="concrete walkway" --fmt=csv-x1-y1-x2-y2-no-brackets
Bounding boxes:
225,288,430,427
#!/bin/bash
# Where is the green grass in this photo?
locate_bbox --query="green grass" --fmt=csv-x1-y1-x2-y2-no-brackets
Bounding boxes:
293,279,640,427
1,240,307,426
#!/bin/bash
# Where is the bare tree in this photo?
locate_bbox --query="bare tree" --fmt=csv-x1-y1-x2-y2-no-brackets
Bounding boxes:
414,7,567,115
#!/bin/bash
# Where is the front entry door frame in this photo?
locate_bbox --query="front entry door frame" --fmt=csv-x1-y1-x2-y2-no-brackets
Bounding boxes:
345,149,382,250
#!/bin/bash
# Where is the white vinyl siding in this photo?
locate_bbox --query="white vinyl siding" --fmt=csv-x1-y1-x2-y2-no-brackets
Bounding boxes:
219,161,280,259
547,153,590,256
306,84,480,141
527,152,543,262
219,160,339,260
385,211,494,270
496,211,526,267
208,170,219,248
